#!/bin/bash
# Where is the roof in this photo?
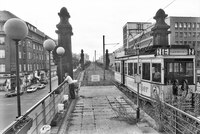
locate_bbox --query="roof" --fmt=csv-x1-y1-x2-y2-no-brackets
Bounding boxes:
0,10,19,22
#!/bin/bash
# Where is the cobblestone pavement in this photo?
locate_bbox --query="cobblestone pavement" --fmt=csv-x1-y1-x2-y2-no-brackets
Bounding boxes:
65,86,160,134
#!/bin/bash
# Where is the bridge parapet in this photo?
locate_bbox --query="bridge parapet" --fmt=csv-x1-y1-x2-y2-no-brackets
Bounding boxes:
1,81,69,134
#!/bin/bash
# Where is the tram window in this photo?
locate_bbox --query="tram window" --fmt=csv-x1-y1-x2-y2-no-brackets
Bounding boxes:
118,63,120,72
134,63,137,75
142,63,150,80
128,63,133,76
152,63,161,82
186,63,193,75
115,63,120,73
124,63,128,75
165,61,194,84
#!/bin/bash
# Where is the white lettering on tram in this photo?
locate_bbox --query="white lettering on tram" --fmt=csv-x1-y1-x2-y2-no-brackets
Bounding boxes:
156,48,169,55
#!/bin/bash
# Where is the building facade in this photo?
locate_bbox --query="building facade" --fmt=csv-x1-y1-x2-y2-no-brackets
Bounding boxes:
123,22,152,48
0,10,54,91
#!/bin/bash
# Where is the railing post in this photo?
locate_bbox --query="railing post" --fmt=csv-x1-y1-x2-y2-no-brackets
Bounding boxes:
53,93,56,116
175,110,178,134
42,101,46,125
35,113,39,134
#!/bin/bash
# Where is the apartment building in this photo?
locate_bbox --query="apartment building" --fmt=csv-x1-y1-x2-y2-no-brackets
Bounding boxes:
0,10,53,91
123,22,152,48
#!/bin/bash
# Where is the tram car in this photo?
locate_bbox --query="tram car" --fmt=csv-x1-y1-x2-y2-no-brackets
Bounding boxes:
114,9,196,103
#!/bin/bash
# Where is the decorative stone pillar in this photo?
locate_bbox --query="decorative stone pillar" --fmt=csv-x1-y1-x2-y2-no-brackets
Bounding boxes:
151,9,171,47
105,49,110,70
54,7,73,84
80,49,84,70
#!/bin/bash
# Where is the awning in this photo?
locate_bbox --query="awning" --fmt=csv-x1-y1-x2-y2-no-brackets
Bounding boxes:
0,79,6,85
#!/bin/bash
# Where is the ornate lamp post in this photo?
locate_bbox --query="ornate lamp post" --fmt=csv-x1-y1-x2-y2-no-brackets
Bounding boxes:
56,47,65,83
43,39,56,93
4,18,28,117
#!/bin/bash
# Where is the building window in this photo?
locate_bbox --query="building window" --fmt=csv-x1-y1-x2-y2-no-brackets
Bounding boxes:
184,32,187,38
19,51,21,59
183,22,187,29
175,23,178,29
175,41,179,45
184,41,187,45
0,64,5,72
179,32,183,38
19,64,22,72
0,50,5,58
197,23,200,29
24,64,26,71
188,32,191,37
175,32,178,37
180,41,183,45
179,23,183,29
193,32,196,37
197,32,200,38
188,23,191,29
0,37,5,45
192,23,196,29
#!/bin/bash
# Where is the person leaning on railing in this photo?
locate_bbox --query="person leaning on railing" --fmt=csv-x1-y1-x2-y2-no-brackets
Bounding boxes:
64,72,76,99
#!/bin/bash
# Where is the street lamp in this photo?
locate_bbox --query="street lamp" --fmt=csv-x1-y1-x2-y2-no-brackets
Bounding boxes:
56,47,65,83
43,39,56,93
4,18,28,117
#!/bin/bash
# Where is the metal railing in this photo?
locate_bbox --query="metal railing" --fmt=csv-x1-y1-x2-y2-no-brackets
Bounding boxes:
1,81,69,134
160,101,200,134
114,81,200,134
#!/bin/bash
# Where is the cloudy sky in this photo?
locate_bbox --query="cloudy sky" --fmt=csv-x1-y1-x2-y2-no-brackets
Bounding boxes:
1,0,200,60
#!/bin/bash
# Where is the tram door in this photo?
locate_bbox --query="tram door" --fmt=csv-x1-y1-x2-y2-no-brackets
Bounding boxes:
121,60,125,85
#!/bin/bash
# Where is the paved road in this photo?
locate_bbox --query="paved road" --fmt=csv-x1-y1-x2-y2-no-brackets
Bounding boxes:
0,77,58,131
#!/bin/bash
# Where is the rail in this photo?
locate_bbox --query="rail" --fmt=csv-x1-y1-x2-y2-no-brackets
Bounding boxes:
1,81,69,134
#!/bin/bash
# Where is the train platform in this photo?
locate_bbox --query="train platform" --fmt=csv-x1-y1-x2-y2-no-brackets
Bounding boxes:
56,85,161,134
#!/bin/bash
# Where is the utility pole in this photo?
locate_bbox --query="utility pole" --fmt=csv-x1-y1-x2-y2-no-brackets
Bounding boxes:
95,50,96,70
103,35,105,80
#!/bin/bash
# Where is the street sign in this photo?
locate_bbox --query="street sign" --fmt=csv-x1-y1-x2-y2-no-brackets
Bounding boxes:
135,75,141,83
91,75,100,82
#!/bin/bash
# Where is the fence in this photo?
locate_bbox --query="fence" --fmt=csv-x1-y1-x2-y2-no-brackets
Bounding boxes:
1,81,69,134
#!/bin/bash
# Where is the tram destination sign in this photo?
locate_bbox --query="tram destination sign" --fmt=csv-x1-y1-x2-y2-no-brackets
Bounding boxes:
156,48,194,56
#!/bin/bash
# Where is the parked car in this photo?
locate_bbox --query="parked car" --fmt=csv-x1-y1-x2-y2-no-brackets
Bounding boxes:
5,91,17,97
40,79,48,84
27,86,37,93
37,84,46,89
5,90,23,97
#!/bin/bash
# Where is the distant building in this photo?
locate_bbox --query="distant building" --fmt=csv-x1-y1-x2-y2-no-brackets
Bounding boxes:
0,10,54,91
165,16,200,47
123,22,152,48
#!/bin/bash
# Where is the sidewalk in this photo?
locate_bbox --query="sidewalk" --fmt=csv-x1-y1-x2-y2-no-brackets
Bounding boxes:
58,85,160,134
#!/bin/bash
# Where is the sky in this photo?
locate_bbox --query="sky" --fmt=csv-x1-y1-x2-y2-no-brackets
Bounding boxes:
0,0,200,60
